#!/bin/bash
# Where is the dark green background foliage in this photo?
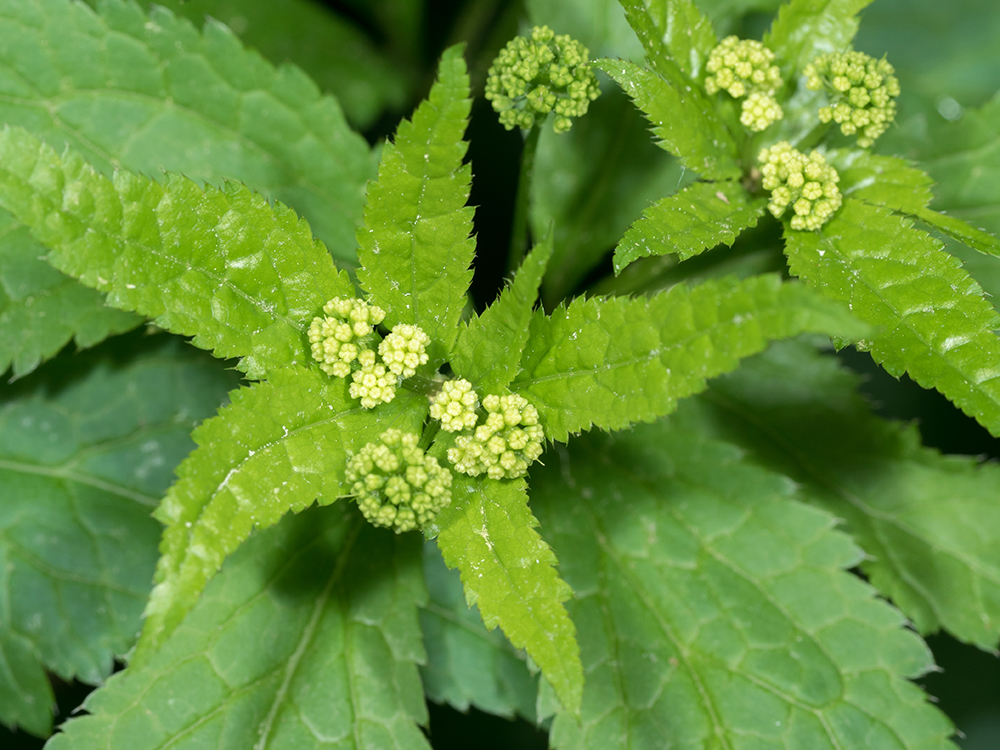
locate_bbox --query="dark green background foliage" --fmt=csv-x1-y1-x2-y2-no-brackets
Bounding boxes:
2,0,1000,748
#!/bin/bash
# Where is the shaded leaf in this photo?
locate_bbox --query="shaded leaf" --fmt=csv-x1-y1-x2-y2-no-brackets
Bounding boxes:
452,236,552,393
49,505,431,750
511,273,868,442
614,179,767,273
0,126,353,380
916,207,1000,257
597,58,741,181
429,475,582,714
832,151,935,214
136,368,426,663
673,339,1000,649
532,423,955,750
785,199,1000,437
618,0,717,79
525,0,644,60
765,0,873,78
357,45,474,365
419,541,537,721
0,336,236,735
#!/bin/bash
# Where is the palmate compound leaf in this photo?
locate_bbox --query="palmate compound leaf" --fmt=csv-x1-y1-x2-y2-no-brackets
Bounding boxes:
613,179,768,274
49,504,432,750
419,541,537,721
0,126,354,380
135,368,427,664
764,0,873,78
427,475,583,715
671,338,1000,649
784,199,1000,437
0,0,375,376
356,44,474,366
531,423,955,750
0,335,237,736
618,0,718,79
451,236,553,393
510,273,868,443
596,58,741,181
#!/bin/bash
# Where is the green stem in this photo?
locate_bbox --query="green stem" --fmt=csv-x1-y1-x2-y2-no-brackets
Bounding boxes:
793,120,833,152
507,122,541,274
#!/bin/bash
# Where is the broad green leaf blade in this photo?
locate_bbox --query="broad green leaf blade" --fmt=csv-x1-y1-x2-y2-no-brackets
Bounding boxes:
530,87,688,305
137,367,427,663
832,151,935,214
0,127,353,380
420,541,537,720
49,505,431,750
511,274,868,442
0,215,138,379
532,423,955,750
673,339,1000,649
357,45,474,364
0,336,236,736
597,58,741,181
0,0,373,260
451,236,552,392
764,0,873,78
113,0,409,129
429,476,582,714
785,199,1000,437
614,179,767,273
916,207,1000,257
618,0,718,79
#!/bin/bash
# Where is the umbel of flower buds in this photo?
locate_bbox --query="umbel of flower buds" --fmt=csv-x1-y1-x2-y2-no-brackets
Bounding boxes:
346,429,453,534
485,25,601,133
430,378,479,432
308,297,385,378
448,393,545,480
758,142,842,231
704,36,784,132
804,50,900,148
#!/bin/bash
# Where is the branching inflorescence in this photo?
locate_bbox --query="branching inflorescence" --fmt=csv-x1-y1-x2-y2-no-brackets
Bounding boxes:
805,50,900,148
448,393,545,480
704,36,784,132
759,142,842,231
485,25,600,133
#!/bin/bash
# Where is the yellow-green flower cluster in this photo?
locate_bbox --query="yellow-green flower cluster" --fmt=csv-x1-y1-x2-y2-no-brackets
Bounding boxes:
758,142,842,231
804,50,900,148
430,378,479,432
346,429,453,534
485,25,600,133
448,393,545,480
704,36,783,132
309,297,431,409
308,297,385,378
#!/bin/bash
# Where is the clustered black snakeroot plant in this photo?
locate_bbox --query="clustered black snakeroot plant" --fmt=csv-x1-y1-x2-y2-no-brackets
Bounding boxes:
1,0,999,748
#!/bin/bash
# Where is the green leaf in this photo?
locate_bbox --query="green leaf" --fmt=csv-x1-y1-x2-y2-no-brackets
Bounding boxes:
357,45,474,364
597,58,741,181
832,151,935,214
0,0,373,260
429,475,582,714
916,206,1000,257
112,0,409,129
0,336,236,736
0,126,354,380
0,214,138,379
136,368,427,663
511,273,868,442
614,179,767,273
764,0,873,78
419,541,537,721
49,505,431,750
672,339,1000,649
452,236,552,393
525,0,644,60
785,199,1000,437
618,0,718,79
532,422,955,750
530,87,689,305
